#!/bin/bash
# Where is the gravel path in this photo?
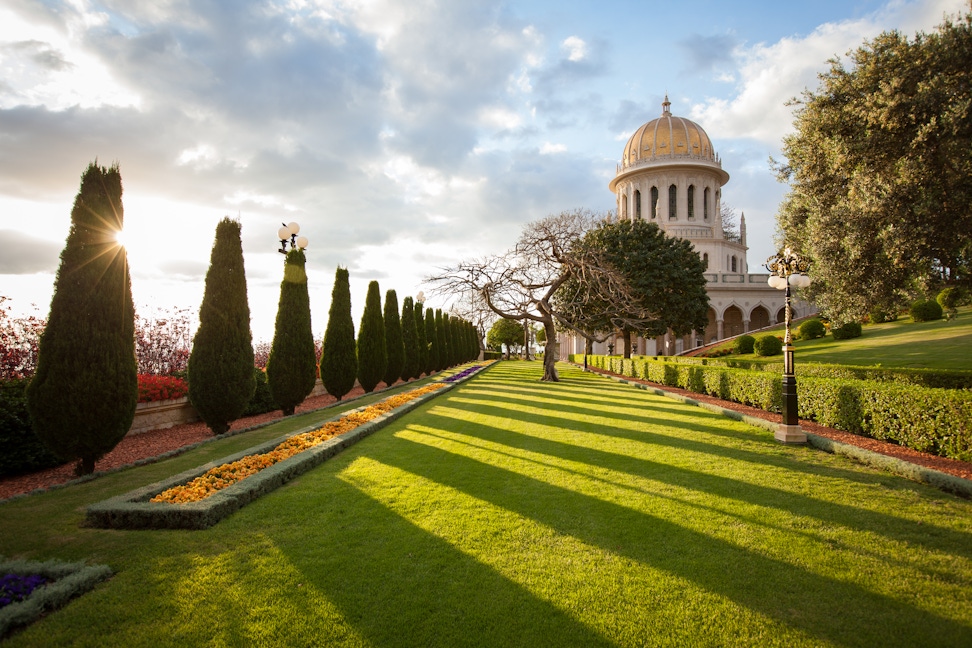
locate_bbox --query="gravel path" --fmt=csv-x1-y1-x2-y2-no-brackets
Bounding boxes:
2,367,969,501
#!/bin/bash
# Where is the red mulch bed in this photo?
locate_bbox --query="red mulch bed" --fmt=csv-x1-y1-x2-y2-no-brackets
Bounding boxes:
0,383,392,501
585,366,972,483
3,370,970,501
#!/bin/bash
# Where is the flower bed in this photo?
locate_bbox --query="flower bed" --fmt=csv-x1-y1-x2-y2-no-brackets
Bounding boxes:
150,382,447,504
137,374,188,403
0,558,112,639
86,362,494,530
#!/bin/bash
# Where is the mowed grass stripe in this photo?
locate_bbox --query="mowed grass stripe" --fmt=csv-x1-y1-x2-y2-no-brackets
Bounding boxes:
2,360,972,647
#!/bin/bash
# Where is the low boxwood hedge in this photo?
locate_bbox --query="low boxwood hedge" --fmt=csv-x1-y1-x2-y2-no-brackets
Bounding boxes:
0,557,112,639
86,382,457,530
571,354,972,462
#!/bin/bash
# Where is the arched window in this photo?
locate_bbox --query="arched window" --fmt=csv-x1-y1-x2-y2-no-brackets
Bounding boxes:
687,185,695,219
634,190,641,220
669,184,677,220
704,187,710,220
702,252,709,270
650,187,658,219
620,193,627,219
731,256,737,272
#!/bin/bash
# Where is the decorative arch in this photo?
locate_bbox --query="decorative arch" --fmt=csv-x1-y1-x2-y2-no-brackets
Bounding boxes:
634,189,641,220
776,306,786,324
723,305,744,338
705,307,718,343
749,305,770,330
669,184,677,220
687,185,695,219
704,187,710,220
650,186,658,219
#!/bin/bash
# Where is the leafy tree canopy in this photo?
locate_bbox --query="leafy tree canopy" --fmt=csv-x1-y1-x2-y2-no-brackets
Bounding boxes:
774,11,972,322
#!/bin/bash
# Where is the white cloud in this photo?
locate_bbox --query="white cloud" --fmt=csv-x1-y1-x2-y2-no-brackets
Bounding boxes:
562,35,587,62
540,142,566,154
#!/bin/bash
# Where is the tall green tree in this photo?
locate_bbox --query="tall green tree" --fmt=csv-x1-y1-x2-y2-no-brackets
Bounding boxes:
433,309,446,371
266,248,317,416
414,301,428,377
186,218,256,435
400,296,420,382
441,312,453,368
487,318,524,359
775,12,972,322
557,219,709,358
382,289,405,387
27,162,138,474
424,305,438,375
357,281,386,392
320,267,357,400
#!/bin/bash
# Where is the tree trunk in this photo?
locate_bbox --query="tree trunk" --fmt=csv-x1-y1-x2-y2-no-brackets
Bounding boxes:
542,320,559,381
622,329,632,359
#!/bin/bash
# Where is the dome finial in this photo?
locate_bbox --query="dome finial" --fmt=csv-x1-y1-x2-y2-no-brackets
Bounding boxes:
662,94,671,116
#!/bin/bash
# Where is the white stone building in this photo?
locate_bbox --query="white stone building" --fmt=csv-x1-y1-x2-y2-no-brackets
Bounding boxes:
561,96,811,356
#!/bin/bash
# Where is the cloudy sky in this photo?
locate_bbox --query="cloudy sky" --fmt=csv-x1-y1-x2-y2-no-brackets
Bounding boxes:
0,0,967,342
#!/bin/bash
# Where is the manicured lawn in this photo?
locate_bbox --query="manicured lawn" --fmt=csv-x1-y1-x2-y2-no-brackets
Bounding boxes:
2,362,972,646
709,307,972,371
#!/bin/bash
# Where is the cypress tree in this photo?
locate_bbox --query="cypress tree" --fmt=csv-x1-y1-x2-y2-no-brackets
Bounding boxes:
434,309,446,371
187,217,256,435
425,306,439,374
400,296,419,383
451,316,462,365
266,248,317,416
320,267,357,400
357,281,386,392
414,301,428,378
382,289,405,387
27,161,138,475
442,312,454,368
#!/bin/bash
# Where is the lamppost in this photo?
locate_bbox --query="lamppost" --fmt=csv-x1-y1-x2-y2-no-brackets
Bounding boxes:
765,248,811,443
277,222,308,254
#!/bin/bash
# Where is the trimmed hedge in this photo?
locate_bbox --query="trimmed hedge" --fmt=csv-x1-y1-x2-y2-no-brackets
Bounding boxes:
602,355,972,390
85,362,494,530
571,354,972,462
0,557,112,639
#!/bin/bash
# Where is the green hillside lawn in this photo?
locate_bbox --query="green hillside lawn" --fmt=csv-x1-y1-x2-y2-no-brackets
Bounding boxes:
709,306,972,371
2,362,971,646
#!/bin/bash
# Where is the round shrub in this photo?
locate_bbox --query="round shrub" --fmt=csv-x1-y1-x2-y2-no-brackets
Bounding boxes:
831,322,863,340
733,334,755,354
798,319,826,340
910,299,943,322
754,334,783,356
869,308,898,323
937,287,960,310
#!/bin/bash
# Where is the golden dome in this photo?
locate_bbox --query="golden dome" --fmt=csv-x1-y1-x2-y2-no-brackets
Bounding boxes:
622,96,717,165
610,96,727,192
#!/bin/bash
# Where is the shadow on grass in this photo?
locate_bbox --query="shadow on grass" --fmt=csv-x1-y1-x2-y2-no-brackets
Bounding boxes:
268,473,617,648
366,428,972,647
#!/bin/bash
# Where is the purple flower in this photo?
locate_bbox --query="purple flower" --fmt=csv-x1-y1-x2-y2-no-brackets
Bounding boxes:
0,573,50,608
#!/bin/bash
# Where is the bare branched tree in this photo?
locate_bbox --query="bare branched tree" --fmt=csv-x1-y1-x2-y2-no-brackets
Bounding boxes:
427,209,654,381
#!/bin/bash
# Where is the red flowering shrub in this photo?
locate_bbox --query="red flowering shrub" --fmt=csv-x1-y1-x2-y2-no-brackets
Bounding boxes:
137,374,189,403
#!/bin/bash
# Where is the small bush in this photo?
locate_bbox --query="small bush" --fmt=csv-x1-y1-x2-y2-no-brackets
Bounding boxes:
243,368,277,416
754,335,783,356
798,319,826,340
733,335,755,354
937,287,961,310
869,308,898,323
910,299,943,322
0,379,63,478
831,322,863,340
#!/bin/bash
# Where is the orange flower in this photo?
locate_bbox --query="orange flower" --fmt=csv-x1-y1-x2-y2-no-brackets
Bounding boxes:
151,382,448,504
